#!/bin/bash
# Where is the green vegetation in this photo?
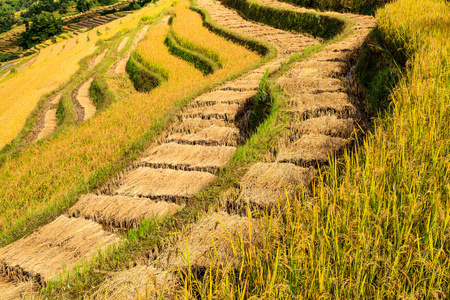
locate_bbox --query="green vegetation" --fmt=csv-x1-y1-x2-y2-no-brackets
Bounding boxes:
55,97,65,125
126,51,168,92
356,26,407,116
249,70,271,131
19,13,63,49
89,77,116,110
0,0,34,15
0,13,18,34
165,30,221,75
75,0,91,12
221,0,345,39
191,5,271,57
0,52,20,62
279,0,390,15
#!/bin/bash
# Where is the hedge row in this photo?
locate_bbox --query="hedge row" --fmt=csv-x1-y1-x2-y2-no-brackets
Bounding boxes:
126,51,168,92
221,0,345,40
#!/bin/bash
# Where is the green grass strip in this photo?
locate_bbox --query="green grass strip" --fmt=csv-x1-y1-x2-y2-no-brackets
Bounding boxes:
126,51,169,92
164,29,221,75
220,0,345,40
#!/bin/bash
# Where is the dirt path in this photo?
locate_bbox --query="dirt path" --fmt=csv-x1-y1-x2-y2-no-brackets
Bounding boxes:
108,25,151,76
88,49,108,70
35,94,61,141
115,36,129,54
0,1,375,297
74,77,97,123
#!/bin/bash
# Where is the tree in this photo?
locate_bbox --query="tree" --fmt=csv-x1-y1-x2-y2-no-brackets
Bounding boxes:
19,12,63,49
76,0,90,12
0,14,17,34
59,2,69,14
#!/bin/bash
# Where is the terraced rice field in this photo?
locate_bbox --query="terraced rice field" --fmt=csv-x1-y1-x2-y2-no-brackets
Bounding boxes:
0,2,262,296
2,0,444,297
0,0,381,296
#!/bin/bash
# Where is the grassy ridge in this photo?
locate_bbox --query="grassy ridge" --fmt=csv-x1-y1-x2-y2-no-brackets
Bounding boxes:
279,0,389,15
221,0,345,39
165,30,221,75
184,0,450,298
126,51,169,92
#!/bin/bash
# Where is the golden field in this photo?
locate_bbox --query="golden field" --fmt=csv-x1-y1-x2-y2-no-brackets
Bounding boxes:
0,0,260,242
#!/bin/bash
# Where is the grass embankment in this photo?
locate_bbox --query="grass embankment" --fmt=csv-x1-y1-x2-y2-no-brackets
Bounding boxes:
278,0,389,15
181,0,450,298
0,0,260,251
126,51,169,92
221,0,345,39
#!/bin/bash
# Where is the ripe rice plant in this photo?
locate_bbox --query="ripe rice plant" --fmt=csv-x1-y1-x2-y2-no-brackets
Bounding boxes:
0,0,260,246
181,0,450,298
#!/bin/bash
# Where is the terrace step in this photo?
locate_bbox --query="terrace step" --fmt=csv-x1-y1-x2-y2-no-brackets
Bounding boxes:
157,211,259,271
169,117,230,134
234,162,316,208
113,167,216,201
165,125,242,146
0,215,120,285
276,133,349,167
91,265,174,299
75,77,96,122
179,103,243,122
276,76,344,95
36,93,61,141
285,92,356,120
94,210,257,298
69,194,181,228
284,116,355,140
140,143,236,174
188,89,256,107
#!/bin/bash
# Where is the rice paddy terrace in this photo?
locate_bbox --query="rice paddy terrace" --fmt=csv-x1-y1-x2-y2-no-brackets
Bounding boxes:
0,0,392,297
